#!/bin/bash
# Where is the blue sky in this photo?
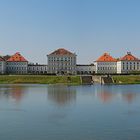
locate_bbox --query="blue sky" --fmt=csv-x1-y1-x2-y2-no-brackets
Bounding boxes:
0,0,140,64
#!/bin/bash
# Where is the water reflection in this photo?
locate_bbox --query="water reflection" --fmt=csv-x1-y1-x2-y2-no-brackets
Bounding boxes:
0,84,139,104
95,85,138,103
47,85,76,105
122,93,136,103
0,84,140,140
97,91,114,103
0,85,26,102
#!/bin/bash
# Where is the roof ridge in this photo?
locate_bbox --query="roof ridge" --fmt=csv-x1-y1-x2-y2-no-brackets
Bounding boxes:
49,48,74,55
120,53,139,61
7,52,28,62
96,53,117,62
0,56,5,61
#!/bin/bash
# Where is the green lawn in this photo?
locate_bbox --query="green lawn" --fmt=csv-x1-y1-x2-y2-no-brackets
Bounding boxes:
0,75,81,85
113,75,140,84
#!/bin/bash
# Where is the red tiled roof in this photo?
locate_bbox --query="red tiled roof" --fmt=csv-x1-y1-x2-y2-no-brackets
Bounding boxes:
96,53,117,62
49,48,74,55
7,52,28,62
120,52,139,61
3,55,11,60
0,56,5,61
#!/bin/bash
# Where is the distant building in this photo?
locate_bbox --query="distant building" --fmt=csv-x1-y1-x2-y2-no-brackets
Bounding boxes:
117,52,140,74
0,56,6,74
6,52,28,74
76,64,95,75
94,53,117,74
47,48,77,75
0,50,139,75
28,64,47,74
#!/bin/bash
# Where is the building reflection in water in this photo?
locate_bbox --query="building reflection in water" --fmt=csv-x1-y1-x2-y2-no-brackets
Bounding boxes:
98,91,114,103
122,93,136,103
0,85,26,102
47,85,76,106
95,86,138,103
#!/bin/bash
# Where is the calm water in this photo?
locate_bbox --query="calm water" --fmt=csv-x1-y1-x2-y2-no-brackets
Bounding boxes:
0,84,140,140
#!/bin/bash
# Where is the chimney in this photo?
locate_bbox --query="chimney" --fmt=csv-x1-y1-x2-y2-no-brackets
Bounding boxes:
127,52,131,55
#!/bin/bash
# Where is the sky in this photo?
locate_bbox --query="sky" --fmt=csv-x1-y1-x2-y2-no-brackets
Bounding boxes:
0,0,140,64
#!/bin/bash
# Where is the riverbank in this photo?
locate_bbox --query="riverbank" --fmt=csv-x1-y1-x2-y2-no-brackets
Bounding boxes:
0,75,140,85
0,75,81,85
113,75,140,84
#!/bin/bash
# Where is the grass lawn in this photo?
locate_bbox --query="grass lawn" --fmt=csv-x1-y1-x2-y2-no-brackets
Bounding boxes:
0,75,81,85
113,75,140,84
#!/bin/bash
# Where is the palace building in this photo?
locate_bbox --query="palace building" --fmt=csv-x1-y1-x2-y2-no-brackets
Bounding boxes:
117,52,140,74
94,53,117,74
76,64,95,75
0,56,6,74
0,50,139,75
47,48,77,75
28,63,47,74
6,52,28,74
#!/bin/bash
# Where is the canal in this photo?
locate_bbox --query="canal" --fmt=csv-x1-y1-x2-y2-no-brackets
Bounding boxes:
0,84,140,140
